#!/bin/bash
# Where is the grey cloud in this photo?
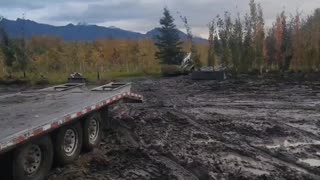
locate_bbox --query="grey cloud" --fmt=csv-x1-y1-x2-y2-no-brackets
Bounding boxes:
0,0,318,37
46,0,244,31
47,0,163,23
0,0,103,10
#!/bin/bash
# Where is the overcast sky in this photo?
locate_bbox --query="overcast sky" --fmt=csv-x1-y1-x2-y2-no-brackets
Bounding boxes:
0,0,319,38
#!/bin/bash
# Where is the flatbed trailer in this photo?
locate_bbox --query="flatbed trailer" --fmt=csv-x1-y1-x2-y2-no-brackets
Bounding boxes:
0,82,142,180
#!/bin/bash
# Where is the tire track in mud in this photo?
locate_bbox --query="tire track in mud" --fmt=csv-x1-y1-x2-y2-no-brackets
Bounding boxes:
150,155,199,180
169,108,320,179
133,77,320,179
134,112,201,179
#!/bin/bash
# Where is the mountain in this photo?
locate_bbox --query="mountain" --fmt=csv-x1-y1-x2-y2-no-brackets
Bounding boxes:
0,18,145,41
0,18,207,42
146,28,207,43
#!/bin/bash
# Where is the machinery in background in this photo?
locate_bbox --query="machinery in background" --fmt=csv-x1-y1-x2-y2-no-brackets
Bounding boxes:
68,72,87,83
180,53,227,81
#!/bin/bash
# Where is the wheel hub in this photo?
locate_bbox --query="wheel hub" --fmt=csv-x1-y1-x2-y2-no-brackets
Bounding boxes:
22,145,42,175
63,129,78,156
88,118,99,143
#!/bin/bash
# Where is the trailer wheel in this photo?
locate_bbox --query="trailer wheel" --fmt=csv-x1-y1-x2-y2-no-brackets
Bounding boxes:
12,136,53,180
83,112,102,151
54,122,83,165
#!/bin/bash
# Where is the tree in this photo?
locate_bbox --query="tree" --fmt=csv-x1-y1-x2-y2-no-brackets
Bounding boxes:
242,13,254,72
129,41,140,70
14,39,29,78
229,15,243,72
290,13,301,71
155,8,184,65
302,8,320,72
216,12,232,69
207,20,215,67
254,3,265,72
274,12,285,70
17,13,29,78
213,18,222,61
266,28,276,67
0,28,15,77
180,15,201,68
249,0,258,36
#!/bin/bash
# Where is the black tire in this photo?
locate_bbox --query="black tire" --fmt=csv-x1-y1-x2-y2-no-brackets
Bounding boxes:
83,112,102,151
54,122,83,165
12,136,53,180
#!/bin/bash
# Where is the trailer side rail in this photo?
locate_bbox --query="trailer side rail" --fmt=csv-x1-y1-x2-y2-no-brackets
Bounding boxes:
0,85,142,154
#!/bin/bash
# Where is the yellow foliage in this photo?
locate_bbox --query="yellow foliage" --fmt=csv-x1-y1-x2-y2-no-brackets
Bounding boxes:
0,36,209,83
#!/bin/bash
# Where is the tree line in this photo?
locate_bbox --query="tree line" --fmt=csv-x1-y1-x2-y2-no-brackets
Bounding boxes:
155,0,319,74
0,32,208,81
0,35,161,80
0,1,319,82
206,0,320,73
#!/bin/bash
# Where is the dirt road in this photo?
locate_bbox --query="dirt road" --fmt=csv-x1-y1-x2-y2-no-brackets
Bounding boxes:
48,76,320,180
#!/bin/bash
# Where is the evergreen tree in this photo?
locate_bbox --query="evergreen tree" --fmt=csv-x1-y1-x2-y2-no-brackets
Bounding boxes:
155,8,184,65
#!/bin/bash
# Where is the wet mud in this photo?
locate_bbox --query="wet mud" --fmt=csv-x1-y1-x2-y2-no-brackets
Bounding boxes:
47,76,320,180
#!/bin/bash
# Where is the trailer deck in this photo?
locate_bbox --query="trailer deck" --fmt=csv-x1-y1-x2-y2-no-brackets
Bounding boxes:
0,83,142,153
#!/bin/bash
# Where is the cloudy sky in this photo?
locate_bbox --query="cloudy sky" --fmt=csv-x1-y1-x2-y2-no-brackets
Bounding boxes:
0,0,319,38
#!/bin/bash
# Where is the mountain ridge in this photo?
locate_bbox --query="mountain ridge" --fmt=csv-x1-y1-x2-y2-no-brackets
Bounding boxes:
0,18,206,43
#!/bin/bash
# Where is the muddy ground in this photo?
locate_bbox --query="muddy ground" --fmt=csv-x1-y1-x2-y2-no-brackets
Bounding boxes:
45,76,320,180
